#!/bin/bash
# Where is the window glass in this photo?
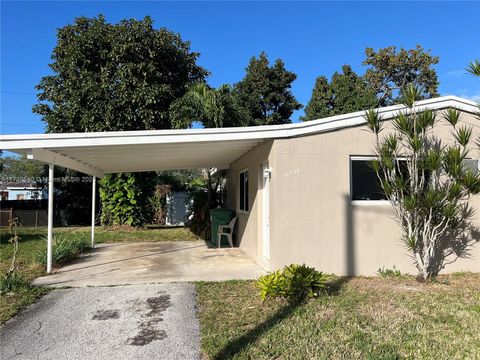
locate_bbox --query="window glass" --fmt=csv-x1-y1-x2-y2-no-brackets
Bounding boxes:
239,170,249,211
351,159,386,201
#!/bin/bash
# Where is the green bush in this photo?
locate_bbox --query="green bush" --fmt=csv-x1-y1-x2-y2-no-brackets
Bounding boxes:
0,272,30,294
377,266,402,278
99,173,145,227
36,233,91,266
256,264,329,303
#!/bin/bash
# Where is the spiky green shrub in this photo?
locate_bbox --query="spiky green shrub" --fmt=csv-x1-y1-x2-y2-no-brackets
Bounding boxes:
36,233,90,266
256,264,329,302
366,84,480,281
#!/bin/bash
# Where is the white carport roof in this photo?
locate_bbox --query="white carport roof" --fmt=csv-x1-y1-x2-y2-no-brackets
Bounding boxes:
1,96,477,178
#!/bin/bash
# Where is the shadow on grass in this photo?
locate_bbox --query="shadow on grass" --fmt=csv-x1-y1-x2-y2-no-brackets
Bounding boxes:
212,276,352,359
326,276,352,296
0,231,46,245
212,302,299,360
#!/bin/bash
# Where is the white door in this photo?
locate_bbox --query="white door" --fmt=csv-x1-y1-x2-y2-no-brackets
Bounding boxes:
262,163,270,261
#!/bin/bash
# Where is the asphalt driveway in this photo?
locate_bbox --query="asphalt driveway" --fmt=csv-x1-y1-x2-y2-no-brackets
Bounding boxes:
0,283,199,360
33,241,264,287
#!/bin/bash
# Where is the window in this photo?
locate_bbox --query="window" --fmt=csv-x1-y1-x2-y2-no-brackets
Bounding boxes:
351,158,386,201
239,170,249,212
351,157,410,202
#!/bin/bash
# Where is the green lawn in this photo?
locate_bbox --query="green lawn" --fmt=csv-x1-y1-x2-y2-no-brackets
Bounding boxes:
0,225,199,323
197,274,480,360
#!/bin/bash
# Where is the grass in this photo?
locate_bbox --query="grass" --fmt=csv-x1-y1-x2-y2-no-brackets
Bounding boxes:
56,225,199,243
0,228,49,323
0,225,199,323
197,274,480,360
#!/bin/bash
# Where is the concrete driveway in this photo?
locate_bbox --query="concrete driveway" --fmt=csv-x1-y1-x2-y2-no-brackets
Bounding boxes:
0,283,199,360
33,241,265,287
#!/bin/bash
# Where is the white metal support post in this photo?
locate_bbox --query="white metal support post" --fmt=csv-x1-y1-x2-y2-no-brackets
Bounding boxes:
91,176,96,248
47,164,54,274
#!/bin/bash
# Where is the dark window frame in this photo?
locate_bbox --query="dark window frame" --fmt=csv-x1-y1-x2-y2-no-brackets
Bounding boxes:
239,169,249,212
350,156,408,203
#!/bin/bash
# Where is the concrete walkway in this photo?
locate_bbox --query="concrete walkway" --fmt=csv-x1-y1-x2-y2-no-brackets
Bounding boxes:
34,241,265,287
0,283,199,360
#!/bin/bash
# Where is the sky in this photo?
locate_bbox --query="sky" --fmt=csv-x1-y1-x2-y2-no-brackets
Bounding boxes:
1,1,480,135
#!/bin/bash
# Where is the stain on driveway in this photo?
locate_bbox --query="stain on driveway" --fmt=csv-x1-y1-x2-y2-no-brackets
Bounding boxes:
0,283,199,360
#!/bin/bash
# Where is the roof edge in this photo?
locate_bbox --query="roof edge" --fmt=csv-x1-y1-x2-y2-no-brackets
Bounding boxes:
0,96,478,144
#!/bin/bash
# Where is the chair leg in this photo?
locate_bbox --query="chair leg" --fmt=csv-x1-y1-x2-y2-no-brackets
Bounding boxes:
218,233,221,248
228,233,233,247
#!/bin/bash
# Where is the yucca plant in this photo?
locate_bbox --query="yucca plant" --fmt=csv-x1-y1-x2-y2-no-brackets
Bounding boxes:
37,232,91,267
365,83,480,281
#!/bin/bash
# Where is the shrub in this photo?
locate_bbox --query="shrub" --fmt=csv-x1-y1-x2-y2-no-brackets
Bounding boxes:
377,266,402,278
256,264,329,303
0,272,30,294
99,173,145,227
36,233,91,266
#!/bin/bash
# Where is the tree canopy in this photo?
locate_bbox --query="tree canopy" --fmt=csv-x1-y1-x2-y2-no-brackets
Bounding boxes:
169,83,248,128
0,155,45,180
33,15,208,132
32,15,209,226
234,52,302,125
302,65,377,121
302,45,440,120
363,45,439,106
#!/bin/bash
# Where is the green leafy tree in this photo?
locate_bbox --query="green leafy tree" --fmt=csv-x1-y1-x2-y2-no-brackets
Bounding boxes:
366,84,480,280
235,52,302,125
33,15,208,132
169,83,248,128
330,65,377,115
301,76,333,120
363,45,439,106
302,65,377,121
33,15,208,226
0,155,45,180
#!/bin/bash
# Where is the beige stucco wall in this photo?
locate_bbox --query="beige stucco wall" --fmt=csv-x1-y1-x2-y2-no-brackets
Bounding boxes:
227,141,273,268
229,110,480,275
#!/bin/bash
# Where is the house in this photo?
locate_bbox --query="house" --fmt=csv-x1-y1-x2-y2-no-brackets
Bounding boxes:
1,96,479,275
0,182,46,200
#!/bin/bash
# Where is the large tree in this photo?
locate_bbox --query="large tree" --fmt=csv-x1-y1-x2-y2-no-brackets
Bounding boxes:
234,52,302,125
0,155,45,181
302,65,377,121
301,76,333,121
33,15,208,226
363,45,439,106
34,15,208,132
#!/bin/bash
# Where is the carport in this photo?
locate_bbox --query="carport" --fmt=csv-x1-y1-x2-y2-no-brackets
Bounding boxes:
1,127,270,273
1,124,301,273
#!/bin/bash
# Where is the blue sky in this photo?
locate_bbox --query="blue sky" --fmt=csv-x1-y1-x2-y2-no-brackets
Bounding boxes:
1,1,479,135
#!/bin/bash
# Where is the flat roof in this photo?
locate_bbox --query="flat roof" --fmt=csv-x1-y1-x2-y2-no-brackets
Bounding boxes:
1,96,477,178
